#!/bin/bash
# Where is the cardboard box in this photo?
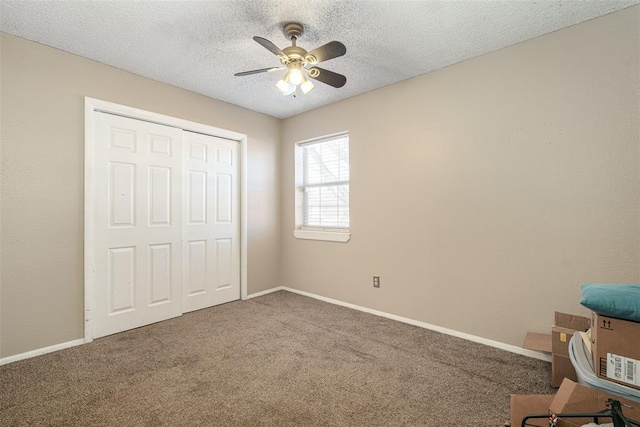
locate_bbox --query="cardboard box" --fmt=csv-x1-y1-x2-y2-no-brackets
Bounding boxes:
510,394,554,427
549,378,640,427
591,312,640,390
523,332,552,353
552,354,578,387
551,312,590,387
552,312,591,357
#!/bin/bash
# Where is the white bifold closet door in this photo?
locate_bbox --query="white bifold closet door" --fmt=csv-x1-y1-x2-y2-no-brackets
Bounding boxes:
94,113,183,338
93,113,239,339
183,131,240,313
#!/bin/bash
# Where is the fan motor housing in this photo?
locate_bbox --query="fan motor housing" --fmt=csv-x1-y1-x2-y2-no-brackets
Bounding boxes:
283,46,307,61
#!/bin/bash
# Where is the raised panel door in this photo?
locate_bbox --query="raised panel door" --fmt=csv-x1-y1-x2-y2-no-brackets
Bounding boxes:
94,112,183,338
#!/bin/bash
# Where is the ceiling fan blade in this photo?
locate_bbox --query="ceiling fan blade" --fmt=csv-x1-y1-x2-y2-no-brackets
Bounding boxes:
253,36,288,59
308,67,346,88
234,67,283,76
305,41,346,64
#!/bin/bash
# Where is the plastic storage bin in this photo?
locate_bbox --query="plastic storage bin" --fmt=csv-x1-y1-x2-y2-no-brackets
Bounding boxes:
569,332,640,403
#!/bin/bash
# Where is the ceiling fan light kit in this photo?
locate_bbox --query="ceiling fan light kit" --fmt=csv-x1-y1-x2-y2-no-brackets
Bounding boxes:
235,22,347,97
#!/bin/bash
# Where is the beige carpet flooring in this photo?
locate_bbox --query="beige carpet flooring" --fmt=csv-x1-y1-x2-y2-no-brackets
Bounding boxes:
0,290,555,426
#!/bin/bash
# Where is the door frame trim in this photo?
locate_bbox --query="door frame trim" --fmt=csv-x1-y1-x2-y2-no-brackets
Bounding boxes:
84,97,249,343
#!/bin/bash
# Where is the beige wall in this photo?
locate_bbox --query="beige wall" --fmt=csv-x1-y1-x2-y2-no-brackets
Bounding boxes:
1,6,639,360
281,7,640,347
0,33,281,357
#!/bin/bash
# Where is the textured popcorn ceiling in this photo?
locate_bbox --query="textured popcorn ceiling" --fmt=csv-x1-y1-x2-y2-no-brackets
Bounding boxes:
1,0,638,119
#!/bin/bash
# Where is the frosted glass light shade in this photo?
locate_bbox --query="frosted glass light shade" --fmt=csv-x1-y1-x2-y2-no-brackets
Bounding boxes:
276,78,291,93
289,68,303,86
300,78,314,94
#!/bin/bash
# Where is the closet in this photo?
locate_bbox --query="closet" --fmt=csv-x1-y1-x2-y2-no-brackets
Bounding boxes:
88,103,241,339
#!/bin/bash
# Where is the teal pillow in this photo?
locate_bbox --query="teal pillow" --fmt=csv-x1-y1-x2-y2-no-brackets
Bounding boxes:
580,284,640,322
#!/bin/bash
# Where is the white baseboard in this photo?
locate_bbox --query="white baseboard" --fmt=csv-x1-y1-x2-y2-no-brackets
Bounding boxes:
1,287,284,366
0,338,86,366
246,286,284,299
2,287,550,366
278,287,552,362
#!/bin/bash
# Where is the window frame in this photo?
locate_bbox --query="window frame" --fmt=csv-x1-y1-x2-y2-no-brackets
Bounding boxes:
294,132,351,243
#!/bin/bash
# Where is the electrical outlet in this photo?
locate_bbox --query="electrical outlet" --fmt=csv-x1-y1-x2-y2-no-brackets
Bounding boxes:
373,276,380,288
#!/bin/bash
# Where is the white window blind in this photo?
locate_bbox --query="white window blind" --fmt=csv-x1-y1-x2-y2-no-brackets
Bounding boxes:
300,134,349,229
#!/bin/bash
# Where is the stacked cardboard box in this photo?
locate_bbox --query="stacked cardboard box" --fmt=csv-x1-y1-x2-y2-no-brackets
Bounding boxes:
550,378,640,427
510,378,640,427
590,312,640,390
509,394,553,427
551,312,591,387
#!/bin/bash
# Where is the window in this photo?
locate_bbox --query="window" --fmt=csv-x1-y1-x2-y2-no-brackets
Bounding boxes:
294,133,350,242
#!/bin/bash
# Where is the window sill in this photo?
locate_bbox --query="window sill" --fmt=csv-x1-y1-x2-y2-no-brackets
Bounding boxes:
293,229,351,243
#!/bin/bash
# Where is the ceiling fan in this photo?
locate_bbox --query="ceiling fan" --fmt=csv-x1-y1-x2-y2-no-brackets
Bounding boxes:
234,22,347,96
